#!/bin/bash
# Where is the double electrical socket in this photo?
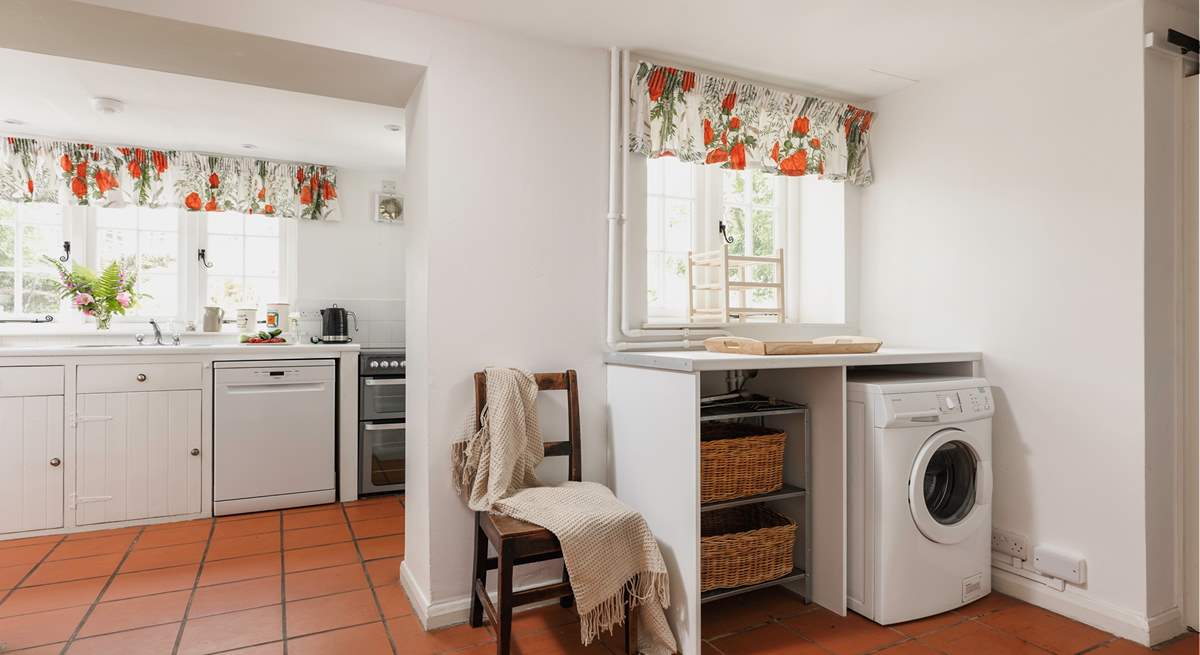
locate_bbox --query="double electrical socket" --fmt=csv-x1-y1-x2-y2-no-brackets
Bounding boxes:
991,528,1030,560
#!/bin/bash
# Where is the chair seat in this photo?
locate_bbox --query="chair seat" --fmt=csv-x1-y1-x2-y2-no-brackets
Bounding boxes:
480,513,562,560
485,513,551,538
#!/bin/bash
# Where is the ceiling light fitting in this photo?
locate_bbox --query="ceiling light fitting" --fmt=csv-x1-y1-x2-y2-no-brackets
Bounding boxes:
90,97,125,114
383,123,402,132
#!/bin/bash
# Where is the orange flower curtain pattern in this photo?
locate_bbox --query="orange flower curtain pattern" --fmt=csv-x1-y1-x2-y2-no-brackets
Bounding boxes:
0,136,340,220
629,62,875,185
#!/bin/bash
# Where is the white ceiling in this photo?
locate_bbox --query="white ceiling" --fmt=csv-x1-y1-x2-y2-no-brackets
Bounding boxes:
0,48,406,170
371,0,1125,100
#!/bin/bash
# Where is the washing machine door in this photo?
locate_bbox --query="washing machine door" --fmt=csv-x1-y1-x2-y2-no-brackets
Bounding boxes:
909,428,991,544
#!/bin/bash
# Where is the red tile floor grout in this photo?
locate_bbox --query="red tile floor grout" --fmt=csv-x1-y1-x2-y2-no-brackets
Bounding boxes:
0,494,1192,654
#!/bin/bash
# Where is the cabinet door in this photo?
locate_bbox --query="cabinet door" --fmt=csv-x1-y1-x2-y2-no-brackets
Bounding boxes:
0,396,64,533
76,390,201,526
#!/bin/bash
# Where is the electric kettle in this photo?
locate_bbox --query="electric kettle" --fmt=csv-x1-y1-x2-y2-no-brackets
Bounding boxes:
311,304,357,343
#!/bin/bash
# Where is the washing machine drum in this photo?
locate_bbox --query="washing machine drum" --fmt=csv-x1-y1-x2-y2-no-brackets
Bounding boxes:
909,428,991,544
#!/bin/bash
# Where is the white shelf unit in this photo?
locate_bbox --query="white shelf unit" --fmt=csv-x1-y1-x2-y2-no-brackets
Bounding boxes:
687,245,785,324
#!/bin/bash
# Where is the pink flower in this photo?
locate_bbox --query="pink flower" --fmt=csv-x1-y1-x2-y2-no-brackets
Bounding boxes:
73,293,94,307
116,291,132,308
82,309,94,316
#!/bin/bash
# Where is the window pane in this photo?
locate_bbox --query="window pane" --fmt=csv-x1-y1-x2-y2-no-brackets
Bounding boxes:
724,206,746,255
243,276,280,307
0,271,13,312
662,253,688,311
137,274,178,317
751,170,775,206
664,199,692,252
663,159,692,197
207,211,244,235
646,158,664,195
723,170,746,201
206,234,244,275
95,206,138,229
244,215,279,237
96,229,137,270
244,237,278,277
207,275,244,311
22,222,62,266
646,252,663,309
752,209,775,256
22,274,59,314
646,196,662,251
0,223,13,267
139,231,178,274
21,203,62,225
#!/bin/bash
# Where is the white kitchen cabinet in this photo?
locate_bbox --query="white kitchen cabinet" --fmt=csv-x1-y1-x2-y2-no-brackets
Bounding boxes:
0,395,65,534
75,390,202,525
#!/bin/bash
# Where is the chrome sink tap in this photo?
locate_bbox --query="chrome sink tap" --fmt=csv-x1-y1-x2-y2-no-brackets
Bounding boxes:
148,318,164,345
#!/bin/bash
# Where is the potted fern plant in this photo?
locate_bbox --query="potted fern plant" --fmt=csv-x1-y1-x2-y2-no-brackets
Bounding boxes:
45,257,141,329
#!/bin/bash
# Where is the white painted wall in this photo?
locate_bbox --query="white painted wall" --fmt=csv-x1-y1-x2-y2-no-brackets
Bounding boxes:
860,0,1157,641
293,167,406,347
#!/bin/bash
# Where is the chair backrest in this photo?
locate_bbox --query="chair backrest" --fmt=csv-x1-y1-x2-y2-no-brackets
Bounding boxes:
473,369,581,482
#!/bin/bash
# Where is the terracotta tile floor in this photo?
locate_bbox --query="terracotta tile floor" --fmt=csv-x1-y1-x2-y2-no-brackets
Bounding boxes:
0,496,1193,655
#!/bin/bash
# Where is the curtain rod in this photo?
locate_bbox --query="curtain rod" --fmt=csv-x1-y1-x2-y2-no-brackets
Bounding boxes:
1,129,336,168
628,49,872,108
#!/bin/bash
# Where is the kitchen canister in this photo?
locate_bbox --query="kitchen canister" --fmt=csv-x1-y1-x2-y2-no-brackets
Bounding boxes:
266,303,290,330
236,307,258,332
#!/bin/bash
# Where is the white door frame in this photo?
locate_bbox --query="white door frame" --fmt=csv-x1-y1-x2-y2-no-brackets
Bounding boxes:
1184,73,1198,632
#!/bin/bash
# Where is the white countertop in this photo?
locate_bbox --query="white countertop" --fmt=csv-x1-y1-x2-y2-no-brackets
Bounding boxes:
604,347,981,372
0,343,359,358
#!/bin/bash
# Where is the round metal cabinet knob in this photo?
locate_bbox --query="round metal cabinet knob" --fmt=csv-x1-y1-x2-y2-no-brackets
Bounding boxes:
190,448,200,456
49,458,61,467
136,373,147,382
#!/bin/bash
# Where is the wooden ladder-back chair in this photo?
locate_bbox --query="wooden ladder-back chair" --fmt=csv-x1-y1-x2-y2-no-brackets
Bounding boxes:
468,370,637,655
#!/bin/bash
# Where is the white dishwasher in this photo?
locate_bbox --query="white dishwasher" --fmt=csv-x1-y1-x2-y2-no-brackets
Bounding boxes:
213,359,336,515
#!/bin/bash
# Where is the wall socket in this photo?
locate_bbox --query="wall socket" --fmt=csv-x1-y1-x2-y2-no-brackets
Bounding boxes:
991,528,1030,560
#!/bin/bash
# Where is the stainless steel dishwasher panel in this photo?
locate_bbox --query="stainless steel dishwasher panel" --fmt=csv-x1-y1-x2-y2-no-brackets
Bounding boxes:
213,359,336,513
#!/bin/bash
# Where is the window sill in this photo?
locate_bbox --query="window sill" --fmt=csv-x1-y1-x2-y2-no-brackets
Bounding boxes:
0,322,244,340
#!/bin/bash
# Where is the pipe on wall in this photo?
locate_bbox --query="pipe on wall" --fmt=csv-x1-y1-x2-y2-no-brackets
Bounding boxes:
605,47,729,351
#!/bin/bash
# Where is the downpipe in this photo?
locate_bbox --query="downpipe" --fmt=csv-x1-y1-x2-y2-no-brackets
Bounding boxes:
605,47,728,351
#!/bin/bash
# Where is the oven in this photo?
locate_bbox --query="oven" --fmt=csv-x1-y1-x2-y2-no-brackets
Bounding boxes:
359,349,405,494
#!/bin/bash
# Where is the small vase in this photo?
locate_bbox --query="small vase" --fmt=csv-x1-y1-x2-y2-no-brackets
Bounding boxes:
93,313,112,330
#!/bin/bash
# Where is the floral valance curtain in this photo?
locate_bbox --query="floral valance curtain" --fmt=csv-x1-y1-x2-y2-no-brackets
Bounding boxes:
0,136,340,220
629,61,875,185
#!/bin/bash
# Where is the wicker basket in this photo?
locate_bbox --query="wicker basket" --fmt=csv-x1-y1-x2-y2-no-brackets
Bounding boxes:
701,505,796,592
700,423,786,503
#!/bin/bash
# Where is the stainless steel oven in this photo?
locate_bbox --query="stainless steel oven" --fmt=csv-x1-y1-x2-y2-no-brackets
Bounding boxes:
359,349,405,494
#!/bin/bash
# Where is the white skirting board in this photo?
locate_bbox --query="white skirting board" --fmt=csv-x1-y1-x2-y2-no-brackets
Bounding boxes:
992,567,1186,646
399,558,567,630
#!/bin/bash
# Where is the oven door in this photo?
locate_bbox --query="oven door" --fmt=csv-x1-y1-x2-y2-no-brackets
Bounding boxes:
360,421,405,494
360,377,406,421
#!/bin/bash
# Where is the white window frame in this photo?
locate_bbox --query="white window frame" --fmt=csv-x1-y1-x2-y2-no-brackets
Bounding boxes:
644,159,788,324
0,202,67,318
0,199,292,327
196,211,291,321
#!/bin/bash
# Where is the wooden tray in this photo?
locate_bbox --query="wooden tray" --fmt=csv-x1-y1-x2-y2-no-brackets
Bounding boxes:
703,336,882,356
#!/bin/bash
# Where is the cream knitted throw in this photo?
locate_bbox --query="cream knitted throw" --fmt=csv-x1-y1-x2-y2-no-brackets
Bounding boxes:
452,368,677,655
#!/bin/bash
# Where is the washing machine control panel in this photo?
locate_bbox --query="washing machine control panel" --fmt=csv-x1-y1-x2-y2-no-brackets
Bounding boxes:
879,386,993,427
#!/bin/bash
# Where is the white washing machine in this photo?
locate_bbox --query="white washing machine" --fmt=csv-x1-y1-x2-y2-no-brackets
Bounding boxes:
847,373,994,624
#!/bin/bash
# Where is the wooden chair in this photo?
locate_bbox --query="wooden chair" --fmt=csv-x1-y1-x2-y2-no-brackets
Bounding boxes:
468,370,637,655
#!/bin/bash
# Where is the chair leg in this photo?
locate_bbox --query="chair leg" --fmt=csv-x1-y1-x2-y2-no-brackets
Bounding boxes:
469,514,487,628
558,564,574,608
623,587,638,655
496,541,515,655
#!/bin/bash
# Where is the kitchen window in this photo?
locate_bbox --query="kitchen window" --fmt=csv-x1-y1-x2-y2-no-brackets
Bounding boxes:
0,202,63,316
639,156,848,326
0,199,289,325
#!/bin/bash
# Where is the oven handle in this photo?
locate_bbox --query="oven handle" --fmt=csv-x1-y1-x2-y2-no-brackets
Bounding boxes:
364,422,406,431
363,378,407,386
